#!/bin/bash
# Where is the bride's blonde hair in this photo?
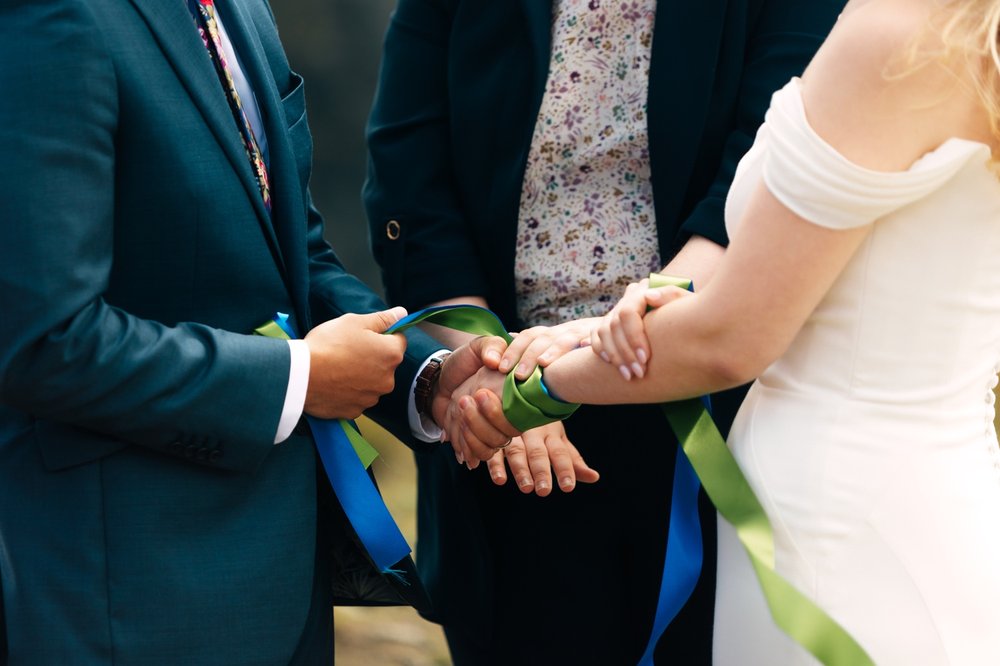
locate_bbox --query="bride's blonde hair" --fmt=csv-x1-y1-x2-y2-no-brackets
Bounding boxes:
936,2,1000,139
898,1,1000,149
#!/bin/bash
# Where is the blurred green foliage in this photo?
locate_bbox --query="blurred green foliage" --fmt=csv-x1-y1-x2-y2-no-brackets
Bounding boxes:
270,0,397,294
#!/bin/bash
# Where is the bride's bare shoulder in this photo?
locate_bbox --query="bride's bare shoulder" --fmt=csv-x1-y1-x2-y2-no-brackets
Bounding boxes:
805,0,967,103
798,0,992,170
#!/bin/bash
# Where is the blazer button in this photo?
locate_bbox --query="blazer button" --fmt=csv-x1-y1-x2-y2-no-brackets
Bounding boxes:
209,449,223,462
386,219,401,240
169,442,183,454
196,447,209,461
184,444,197,458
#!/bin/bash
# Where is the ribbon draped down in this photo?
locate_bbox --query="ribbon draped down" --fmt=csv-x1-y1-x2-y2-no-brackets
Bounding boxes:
256,314,407,575
636,277,706,666
645,274,873,665
254,306,577,579
259,289,871,664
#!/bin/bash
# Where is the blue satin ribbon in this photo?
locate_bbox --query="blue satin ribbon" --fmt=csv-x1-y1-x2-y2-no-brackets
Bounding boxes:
306,417,411,575
637,281,709,666
638,446,703,665
264,313,411,576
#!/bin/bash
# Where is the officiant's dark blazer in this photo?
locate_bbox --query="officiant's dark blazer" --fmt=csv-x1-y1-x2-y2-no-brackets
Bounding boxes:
365,0,844,663
0,0,439,663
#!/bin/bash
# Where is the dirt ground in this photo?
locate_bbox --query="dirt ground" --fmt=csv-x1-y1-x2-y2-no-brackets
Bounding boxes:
333,420,452,665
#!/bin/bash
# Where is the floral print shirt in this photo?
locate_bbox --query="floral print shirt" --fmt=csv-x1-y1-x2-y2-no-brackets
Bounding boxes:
515,0,661,326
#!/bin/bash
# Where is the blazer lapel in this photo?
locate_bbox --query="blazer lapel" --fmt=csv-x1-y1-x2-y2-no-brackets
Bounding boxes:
647,0,729,219
518,0,553,112
214,0,310,323
127,0,286,276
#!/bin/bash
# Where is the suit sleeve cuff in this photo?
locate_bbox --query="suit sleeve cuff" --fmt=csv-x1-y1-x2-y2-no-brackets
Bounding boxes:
274,339,310,444
408,349,450,443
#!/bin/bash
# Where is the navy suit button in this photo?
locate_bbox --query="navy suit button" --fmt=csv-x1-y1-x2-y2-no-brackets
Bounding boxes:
196,447,209,461
169,442,183,454
184,444,197,458
209,449,223,462
386,219,401,240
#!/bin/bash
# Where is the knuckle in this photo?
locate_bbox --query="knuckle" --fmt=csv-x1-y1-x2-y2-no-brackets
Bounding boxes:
526,447,549,463
557,334,579,349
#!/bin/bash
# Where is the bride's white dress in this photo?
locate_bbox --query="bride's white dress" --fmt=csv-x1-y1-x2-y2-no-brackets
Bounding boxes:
714,79,1000,665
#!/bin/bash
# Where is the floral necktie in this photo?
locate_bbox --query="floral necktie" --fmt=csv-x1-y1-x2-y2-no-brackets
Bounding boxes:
188,0,272,212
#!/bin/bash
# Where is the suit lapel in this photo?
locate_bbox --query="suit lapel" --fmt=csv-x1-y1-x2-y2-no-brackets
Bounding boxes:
127,0,286,276
214,0,310,321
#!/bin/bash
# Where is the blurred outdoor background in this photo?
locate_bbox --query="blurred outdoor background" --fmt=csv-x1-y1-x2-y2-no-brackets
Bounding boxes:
267,1,452,663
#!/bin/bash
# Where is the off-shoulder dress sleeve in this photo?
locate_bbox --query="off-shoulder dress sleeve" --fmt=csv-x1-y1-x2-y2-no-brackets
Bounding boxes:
760,78,992,230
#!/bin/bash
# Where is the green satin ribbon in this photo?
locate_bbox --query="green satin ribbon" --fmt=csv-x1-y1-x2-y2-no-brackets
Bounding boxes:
649,274,873,665
385,305,579,431
254,319,380,468
261,306,578,467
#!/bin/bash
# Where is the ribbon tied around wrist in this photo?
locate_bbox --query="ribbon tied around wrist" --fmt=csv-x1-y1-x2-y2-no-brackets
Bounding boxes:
383,305,580,430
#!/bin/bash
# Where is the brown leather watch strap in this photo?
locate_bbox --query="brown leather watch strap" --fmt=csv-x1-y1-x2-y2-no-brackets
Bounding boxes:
415,352,451,418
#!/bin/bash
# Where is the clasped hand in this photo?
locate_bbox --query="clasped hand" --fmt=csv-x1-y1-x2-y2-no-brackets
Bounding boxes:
441,317,601,495
301,308,515,448
302,307,600,496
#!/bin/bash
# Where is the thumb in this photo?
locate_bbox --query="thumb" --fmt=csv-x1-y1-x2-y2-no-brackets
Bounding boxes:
645,286,686,307
364,306,409,333
468,335,508,370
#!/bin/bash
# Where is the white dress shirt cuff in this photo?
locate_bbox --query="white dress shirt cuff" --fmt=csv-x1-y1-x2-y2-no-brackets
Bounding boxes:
274,339,311,444
408,350,451,443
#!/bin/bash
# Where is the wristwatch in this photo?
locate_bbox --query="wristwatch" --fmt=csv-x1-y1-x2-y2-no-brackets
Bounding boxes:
415,352,451,418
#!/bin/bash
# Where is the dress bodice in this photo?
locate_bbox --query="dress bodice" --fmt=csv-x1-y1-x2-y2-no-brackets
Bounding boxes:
726,79,1000,423
717,79,1000,666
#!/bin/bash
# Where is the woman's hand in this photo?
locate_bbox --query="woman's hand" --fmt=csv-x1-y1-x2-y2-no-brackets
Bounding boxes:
484,421,599,496
590,279,693,379
498,317,602,381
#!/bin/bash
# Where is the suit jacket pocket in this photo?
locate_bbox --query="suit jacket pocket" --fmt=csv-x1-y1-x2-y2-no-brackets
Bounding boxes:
280,71,313,188
35,420,129,472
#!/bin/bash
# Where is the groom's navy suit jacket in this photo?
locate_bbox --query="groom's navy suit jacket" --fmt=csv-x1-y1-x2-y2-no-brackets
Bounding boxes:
365,0,843,662
0,0,437,663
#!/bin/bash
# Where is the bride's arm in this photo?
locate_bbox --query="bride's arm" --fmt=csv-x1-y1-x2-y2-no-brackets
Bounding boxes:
543,181,871,405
